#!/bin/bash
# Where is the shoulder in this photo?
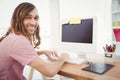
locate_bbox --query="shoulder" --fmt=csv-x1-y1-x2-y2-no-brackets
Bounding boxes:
8,33,33,49
12,33,31,44
11,33,36,54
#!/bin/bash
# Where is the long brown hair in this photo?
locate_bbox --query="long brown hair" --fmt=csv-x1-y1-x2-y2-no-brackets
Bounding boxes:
0,2,41,48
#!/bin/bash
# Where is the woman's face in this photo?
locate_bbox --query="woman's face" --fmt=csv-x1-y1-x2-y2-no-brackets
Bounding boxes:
23,8,39,35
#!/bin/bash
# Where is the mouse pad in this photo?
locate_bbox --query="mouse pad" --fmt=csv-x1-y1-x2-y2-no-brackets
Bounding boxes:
82,62,115,74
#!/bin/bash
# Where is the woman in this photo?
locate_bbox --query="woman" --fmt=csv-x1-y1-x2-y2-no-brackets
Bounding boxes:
0,2,68,80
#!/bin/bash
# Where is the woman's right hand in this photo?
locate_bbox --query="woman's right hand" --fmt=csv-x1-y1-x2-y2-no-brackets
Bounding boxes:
59,53,69,62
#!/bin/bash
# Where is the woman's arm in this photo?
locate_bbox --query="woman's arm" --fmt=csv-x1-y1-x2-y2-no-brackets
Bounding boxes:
28,53,68,77
37,50,58,61
37,50,46,55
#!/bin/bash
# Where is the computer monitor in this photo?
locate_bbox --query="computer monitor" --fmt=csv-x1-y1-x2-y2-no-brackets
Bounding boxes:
62,18,93,43
58,17,97,53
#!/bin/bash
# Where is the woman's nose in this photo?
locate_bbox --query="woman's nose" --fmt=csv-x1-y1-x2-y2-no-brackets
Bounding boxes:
30,19,36,25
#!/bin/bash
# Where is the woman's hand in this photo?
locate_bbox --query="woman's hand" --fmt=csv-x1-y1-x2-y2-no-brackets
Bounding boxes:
59,53,69,62
37,50,69,62
37,50,58,61
41,50,59,61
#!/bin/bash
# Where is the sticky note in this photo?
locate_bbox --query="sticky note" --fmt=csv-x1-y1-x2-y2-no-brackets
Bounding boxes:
113,22,120,26
69,17,81,24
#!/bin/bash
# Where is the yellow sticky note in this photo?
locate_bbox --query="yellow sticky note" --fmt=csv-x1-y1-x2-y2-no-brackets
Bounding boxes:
69,18,81,24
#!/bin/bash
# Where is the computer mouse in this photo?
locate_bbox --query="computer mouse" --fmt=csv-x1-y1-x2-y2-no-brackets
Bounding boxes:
85,61,93,65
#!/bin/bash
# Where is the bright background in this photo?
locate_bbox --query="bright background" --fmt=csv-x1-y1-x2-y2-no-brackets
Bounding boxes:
0,0,115,80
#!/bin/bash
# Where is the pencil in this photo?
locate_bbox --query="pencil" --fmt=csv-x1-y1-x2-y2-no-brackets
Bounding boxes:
103,47,108,52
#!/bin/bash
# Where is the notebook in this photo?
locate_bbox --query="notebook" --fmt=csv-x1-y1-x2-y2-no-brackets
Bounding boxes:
113,29,120,42
82,62,115,74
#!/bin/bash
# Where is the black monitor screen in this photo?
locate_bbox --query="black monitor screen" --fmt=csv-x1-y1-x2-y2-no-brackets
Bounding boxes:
62,19,93,43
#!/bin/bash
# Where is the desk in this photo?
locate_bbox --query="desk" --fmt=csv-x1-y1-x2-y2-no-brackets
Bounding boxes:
58,55,120,80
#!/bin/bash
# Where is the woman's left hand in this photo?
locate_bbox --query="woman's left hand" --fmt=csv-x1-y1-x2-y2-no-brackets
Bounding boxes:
43,50,59,61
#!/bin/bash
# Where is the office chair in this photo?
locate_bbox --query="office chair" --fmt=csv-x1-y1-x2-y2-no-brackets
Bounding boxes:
28,67,64,80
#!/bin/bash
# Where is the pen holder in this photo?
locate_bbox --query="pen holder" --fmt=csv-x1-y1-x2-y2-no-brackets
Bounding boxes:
104,52,116,62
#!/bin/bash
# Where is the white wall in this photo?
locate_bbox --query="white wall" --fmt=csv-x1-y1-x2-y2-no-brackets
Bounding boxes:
50,0,112,53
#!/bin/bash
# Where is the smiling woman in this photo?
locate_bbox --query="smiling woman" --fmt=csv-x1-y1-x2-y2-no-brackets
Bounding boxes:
0,2,69,80
10,2,40,48
23,8,39,35
0,1,53,80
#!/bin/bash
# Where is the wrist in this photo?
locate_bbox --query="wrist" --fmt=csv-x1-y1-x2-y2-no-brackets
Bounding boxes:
59,57,67,62
37,50,46,55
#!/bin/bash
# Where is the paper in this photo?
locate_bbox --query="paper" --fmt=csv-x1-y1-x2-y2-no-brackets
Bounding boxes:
69,17,81,24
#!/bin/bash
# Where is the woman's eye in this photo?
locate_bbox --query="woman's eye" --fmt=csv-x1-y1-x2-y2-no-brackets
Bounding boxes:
25,16,31,19
24,15,39,21
35,17,39,20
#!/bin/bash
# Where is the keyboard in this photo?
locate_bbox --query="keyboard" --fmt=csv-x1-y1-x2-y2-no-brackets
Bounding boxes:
51,52,85,64
67,57,85,64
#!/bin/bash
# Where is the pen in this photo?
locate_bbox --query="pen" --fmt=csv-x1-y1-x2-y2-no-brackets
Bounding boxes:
112,44,116,52
103,47,108,52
